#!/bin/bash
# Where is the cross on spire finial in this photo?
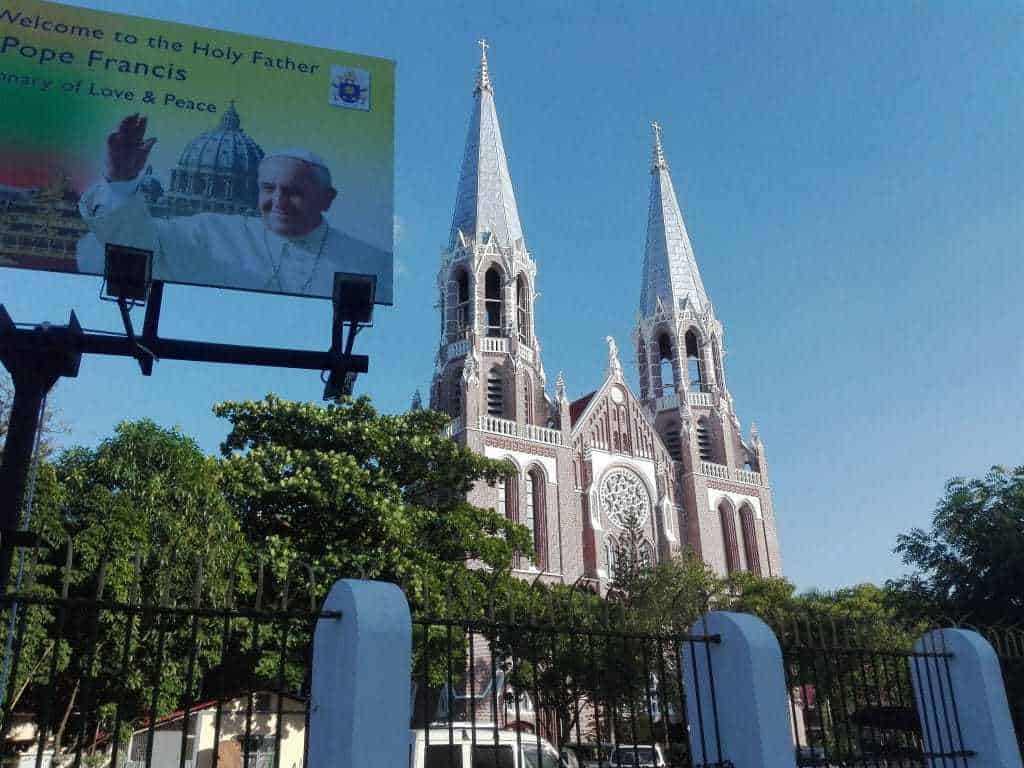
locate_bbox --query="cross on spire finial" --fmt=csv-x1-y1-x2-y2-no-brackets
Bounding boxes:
651,120,668,171
475,39,492,93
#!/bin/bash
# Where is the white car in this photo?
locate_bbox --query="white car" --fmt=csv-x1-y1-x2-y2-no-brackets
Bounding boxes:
410,723,565,768
602,744,667,768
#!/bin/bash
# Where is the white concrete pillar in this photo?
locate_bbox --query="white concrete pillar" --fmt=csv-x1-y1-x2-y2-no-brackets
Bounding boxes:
682,611,796,768
910,628,1022,768
309,579,412,768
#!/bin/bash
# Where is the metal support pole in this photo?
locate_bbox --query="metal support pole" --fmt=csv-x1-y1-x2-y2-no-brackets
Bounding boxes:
0,309,83,594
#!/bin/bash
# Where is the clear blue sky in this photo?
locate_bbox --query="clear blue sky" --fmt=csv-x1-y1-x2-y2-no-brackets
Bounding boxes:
3,0,1021,592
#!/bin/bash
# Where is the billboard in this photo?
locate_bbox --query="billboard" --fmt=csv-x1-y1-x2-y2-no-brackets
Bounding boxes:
0,0,394,303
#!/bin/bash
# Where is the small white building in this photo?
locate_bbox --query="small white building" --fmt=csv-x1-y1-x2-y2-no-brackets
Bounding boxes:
125,692,306,768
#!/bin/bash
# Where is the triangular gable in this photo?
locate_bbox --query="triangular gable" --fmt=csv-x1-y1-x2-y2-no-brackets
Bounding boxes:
568,375,675,466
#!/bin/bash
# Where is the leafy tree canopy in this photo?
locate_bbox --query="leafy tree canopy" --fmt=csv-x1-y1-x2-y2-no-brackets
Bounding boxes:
891,465,1024,627
215,395,533,606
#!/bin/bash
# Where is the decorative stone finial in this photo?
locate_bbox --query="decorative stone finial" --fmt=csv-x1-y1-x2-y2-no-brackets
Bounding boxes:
555,371,567,402
606,336,623,379
462,348,479,383
651,121,668,171
751,421,761,444
475,39,492,93
410,389,423,411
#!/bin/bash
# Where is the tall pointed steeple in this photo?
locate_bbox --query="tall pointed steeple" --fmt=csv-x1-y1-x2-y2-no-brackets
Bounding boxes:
639,122,710,317
449,41,525,251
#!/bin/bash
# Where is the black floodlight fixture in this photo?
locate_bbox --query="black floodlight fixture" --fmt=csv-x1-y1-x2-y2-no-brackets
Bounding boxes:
333,272,376,327
103,244,152,302
324,273,376,401
323,369,358,401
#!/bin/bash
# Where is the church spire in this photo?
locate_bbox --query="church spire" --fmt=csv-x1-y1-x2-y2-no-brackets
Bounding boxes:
639,122,710,317
475,38,492,94
449,41,525,251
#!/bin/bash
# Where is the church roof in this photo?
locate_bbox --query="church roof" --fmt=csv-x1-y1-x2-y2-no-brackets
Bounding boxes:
639,123,710,317
448,42,525,251
569,391,597,426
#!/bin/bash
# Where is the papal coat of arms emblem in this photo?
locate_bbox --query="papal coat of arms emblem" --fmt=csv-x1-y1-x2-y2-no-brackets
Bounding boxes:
329,65,371,111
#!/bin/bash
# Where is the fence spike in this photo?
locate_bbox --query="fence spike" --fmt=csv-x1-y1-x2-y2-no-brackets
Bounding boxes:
93,559,108,601
254,556,264,611
299,561,317,613
444,580,455,620
280,567,292,611
158,546,178,607
61,539,73,600
568,576,586,627
130,550,143,605
23,546,39,591
225,555,239,610
191,558,204,609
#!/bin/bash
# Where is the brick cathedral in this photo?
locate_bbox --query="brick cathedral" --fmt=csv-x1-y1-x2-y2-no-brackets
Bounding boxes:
429,45,782,589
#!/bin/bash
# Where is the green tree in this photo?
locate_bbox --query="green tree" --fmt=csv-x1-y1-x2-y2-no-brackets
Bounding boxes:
892,465,1024,626
608,506,653,600
6,420,249,758
215,395,531,600
214,396,533,693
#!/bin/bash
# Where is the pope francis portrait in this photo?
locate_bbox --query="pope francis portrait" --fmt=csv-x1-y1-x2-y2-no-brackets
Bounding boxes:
77,114,392,301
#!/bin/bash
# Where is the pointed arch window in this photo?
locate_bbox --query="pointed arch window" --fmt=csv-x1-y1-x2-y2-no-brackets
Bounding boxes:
525,468,548,571
487,369,504,417
516,274,530,344
718,501,740,574
497,466,518,523
455,269,471,331
657,334,676,395
739,505,761,576
685,331,705,392
638,540,655,570
485,267,503,337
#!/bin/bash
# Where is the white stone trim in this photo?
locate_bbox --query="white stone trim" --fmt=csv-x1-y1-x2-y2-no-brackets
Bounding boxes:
484,446,557,486
707,490,763,520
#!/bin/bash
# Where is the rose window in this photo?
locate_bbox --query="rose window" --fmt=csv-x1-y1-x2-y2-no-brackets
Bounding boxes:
599,469,651,529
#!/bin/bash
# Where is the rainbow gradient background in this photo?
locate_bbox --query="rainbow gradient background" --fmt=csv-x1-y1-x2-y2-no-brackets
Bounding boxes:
0,0,394,284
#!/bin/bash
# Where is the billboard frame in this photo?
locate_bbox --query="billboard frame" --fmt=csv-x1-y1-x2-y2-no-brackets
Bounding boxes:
0,272,372,595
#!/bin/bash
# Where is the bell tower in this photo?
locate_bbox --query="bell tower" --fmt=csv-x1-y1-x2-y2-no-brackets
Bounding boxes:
430,41,550,431
633,123,781,575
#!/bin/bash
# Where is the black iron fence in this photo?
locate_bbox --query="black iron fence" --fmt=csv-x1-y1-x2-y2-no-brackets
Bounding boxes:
409,599,725,768
0,542,330,768
775,617,1024,768
0,545,1020,768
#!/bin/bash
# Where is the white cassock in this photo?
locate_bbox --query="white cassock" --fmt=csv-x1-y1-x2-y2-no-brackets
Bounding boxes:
76,179,392,302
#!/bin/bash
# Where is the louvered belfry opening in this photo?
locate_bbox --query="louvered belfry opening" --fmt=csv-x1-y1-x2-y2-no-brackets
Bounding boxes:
487,369,504,417
696,418,713,461
665,421,683,462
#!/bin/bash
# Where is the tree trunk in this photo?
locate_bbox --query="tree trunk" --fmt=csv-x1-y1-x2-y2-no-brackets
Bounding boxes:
8,640,53,714
52,677,80,761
